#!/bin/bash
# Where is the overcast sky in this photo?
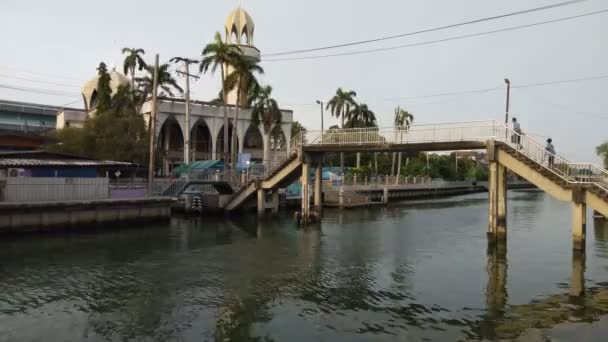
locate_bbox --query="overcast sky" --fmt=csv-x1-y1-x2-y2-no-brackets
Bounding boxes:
1,0,607,162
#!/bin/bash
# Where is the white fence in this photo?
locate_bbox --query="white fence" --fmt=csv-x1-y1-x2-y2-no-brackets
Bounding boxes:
0,177,109,202
0,178,150,203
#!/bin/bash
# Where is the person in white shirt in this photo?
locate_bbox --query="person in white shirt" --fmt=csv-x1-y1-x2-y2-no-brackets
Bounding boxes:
546,138,555,168
512,117,522,147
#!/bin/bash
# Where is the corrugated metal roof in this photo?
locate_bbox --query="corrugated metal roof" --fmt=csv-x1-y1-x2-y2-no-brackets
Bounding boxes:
0,158,132,167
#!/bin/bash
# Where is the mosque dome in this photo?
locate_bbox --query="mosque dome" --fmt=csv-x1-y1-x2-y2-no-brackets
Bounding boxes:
225,7,255,45
81,68,130,113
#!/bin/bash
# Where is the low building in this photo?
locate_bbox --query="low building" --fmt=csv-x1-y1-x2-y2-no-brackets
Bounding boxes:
0,150,136,178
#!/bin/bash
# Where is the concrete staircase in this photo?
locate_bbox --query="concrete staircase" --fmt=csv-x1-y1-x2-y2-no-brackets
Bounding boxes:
497,142,608,217
161,180,188,197
224,151,302,211
323,184,371,208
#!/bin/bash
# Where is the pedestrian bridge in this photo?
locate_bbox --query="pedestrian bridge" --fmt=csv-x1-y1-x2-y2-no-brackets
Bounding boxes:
223,120,608,251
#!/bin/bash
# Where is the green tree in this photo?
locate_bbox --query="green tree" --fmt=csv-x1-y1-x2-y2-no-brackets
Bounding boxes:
200,32,242,172
226,57,263,171
250,85,282,165
122,48,147,87
291,121,307,138
392,107,414,177
137,63,183,98
346,103,377,168
48,63,148,164
326,88,357,175
597,142,608,168
96,62,113,113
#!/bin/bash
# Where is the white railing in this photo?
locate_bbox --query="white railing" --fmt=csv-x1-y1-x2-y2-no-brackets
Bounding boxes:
289,120,608,193
0,178,149,202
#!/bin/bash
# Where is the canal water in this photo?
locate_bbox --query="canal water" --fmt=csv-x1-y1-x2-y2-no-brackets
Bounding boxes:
1,191,608,341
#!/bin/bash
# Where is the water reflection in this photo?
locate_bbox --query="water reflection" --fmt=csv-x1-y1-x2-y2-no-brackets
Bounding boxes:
2,193,608,341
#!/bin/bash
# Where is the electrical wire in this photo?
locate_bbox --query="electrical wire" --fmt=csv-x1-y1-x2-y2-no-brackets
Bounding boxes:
262,0,589,57
262,9,608,62
0,65,84,82
0,74,80,88
0,84,81,98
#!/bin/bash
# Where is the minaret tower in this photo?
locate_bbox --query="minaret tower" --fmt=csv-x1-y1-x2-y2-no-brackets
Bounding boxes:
224,6,261,106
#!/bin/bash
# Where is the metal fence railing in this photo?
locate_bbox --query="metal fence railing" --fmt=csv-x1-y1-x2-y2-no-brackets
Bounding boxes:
0,177,149,203
289,120,608,194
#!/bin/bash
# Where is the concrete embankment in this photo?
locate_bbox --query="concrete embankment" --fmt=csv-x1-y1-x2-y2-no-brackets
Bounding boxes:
0,198,174,234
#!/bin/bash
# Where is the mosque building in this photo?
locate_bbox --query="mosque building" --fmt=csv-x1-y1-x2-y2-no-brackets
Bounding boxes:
73,6,293,176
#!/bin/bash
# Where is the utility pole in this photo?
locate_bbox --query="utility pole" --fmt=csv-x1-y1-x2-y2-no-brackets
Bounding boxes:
504,78,511,135
316,100,324,132
147,54,160,195
172,57,200,166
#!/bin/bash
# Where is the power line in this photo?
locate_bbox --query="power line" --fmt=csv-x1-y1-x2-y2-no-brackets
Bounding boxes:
379,73,608,102
513,75,608,89
262,9,608,62
0,65,84,82
385,87,502,101
0,74,81,88
262,0,589,57
0,84,81,98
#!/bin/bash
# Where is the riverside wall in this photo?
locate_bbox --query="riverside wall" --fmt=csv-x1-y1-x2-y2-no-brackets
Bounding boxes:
0,198,174,234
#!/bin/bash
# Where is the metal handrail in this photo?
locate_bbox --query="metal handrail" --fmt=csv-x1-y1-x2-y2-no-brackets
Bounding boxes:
287,120,608,193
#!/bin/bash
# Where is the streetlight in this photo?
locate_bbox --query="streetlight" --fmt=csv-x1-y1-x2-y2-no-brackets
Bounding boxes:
504,78,511,126
316,100,324,132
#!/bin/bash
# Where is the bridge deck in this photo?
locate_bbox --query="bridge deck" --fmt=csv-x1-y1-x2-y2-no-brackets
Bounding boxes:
302,141,486,153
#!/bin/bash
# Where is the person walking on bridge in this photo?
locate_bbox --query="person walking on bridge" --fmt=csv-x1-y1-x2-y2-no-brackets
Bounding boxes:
512,117,522,148
546,138,556,168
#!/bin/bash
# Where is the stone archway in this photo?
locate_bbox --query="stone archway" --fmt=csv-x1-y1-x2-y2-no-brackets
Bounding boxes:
270,125,287,152
216,122,238,162
157,117,184,176
191,119,212,161
243,124,264,162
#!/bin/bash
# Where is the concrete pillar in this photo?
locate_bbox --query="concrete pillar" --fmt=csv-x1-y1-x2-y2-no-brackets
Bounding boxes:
486,242,507,315
488,161,498,244
257,188,265,217
339,186,344,209
570,251,585,297
301,162,310,223
496,164,508,242
211,129,217,160
163,126,171,176
271,190,279,216
383,186,389,205
314,165,322,213
572,202,587,252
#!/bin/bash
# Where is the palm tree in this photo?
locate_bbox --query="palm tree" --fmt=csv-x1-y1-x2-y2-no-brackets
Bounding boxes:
225,58,263,171
392,107,414,177
597,142,608,168
326,88,357,176
137,63,184,98
347,103,377,168
122,48,147,87
250,85,281,168
200,32,242,172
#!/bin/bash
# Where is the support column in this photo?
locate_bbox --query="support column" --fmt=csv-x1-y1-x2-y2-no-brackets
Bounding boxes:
570,251,586,297
257,188,265,217
488,161,498,244
163,127,171,176
496,164,507,242
486,242,507,316
271,190,279,216
383,186,389,205
301,162,310,224
314,165,323,214
572,201,587,252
